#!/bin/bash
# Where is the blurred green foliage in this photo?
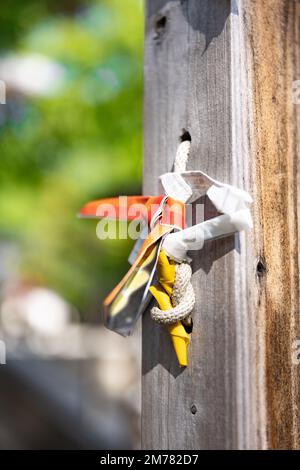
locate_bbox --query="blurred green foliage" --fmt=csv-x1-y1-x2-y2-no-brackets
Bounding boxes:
0,0,143,317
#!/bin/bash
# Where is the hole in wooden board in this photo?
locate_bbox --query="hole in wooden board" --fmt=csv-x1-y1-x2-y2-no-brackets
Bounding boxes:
155,15,167,31
183,317,193,334
180,129,192,142
154,15,167,41
256,258,267,278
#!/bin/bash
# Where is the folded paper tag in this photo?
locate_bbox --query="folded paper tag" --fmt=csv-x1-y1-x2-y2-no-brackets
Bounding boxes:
79,195,185,335
103,224,173,336
79,170,253,336
160,171,252,203
160,171,253,262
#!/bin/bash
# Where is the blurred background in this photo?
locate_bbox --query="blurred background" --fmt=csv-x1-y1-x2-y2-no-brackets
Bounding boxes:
0,0,143,449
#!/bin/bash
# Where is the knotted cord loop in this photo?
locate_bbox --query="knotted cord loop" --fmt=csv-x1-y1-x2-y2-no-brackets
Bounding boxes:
151,138,195,325
151,262,195,324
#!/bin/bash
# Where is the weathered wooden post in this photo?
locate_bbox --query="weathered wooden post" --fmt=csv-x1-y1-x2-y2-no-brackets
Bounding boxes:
142,0,300,449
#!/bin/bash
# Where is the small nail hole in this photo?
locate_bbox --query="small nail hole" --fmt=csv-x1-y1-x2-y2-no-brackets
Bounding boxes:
183,318,193,334
190,404,197,415
256,258,267,278
155,15,167,32
180,129,191,142
154,15,167,41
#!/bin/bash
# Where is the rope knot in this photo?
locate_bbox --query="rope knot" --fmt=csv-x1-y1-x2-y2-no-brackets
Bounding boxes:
150,259,195,325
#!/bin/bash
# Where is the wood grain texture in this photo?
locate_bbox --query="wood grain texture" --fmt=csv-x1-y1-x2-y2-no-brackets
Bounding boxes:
244,0,300,449
142,0,300,449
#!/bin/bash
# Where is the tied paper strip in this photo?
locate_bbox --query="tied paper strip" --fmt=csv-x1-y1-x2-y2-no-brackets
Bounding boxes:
160,171,253,262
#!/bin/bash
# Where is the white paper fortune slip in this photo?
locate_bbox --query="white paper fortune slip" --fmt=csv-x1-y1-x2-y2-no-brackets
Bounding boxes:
160,171,253,262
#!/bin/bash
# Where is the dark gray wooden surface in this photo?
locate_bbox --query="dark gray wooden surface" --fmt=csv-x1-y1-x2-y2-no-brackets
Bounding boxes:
142,0,252,450
142,0,300,450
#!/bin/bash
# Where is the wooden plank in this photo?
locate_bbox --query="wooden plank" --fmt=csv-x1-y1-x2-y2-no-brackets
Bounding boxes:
243,0,300,449
142,0,300,449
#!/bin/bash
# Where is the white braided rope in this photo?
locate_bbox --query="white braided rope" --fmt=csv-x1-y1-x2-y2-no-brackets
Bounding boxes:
151,262,195,324
151,138,195,325
174,140,191,173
